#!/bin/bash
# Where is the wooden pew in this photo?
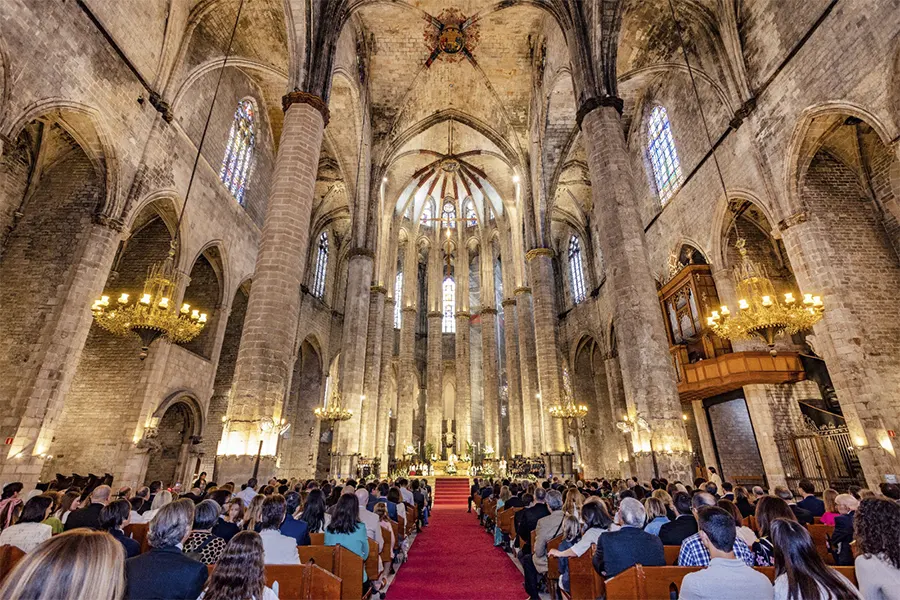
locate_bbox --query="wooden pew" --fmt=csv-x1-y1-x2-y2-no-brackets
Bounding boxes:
498,506,523,538
125,522,150,553
310,532,325,546
473,493,482,513
389,521,400,550
742,515,759,533
299,545,336,572
204,563,342,600
0,545,25,583
663,546,680,566
333,544,368,600
808,524,836,565
546,534,564,600
565,545,602,600
405,506,417,536
365,539,379,581
379,528,393,574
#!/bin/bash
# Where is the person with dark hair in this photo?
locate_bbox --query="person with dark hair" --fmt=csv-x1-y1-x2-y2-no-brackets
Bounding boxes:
775,486,815,526
236,478,258,508
300,488,331,534
325,494,371,593
879,483,900,503
197,531,277,600
770,518,860,600
0,495,52,552
468,478,480,513
99,498,140,558
706,466,722,488
142,481,162,515
721,482,735,502
367,483,398,520
213,499,243,543
704,481,719,498
517,487,551,556
679,506,773,599
550,501,611,562
0,483,24,531
853,496,900,599
279,491,310,546
659,491,698,546
64,485,111,531
678,493,754,567
734,486,756,519
718,499,757,549
183,500,227,565
387,486,406,525
593,498,665,578
258,494,299,565
753,495,798,567
796,479,826,517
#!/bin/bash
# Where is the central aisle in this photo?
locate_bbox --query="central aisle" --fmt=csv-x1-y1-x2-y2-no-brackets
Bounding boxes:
387,478,525,600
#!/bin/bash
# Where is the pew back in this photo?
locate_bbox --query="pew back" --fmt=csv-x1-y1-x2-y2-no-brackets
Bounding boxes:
125,523,150,553
0,545,25,583
204,563,342,600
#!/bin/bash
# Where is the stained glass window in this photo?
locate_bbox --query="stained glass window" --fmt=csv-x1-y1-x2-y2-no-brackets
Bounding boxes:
220,99,256,205
464,199,478,227
442,277,456,333
647,106,683,205
569,235,587,304
441,198,456,229
420,200,434,228
312,232,328,298
394,272,403,329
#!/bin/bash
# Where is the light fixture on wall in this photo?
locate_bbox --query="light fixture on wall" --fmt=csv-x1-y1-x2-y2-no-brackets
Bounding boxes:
707,238,823,354
90,0,248,359
314,387,354,423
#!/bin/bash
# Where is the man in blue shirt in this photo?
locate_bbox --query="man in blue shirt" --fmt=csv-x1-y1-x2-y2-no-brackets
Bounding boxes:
280,492,311,546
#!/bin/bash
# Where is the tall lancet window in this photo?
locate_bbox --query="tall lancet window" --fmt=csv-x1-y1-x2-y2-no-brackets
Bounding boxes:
220,99,256,205
647,106,683,205
464,199,478,227
311,232,328,298
441,199,456,229
442,277,456,333
568,235,587,305
394,272,403,329
420,200,434,228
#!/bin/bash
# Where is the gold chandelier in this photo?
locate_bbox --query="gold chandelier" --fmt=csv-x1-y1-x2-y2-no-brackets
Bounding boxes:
709,238,823,354
314,387,353,423
549,368,588,420
91,245,207,359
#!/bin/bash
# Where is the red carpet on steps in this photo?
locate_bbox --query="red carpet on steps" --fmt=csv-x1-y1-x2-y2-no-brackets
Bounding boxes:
387,478,524,600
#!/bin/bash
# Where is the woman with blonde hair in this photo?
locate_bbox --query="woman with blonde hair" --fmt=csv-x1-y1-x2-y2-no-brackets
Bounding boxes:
0,529,125,600
651,489,675,520
244,494,265,532
821,488,840,526
563,487,584,519
643,497,670,535
494,486,512,546
141,489,173,522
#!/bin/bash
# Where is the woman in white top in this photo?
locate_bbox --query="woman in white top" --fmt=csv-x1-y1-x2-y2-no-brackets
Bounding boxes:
854,497,900,600
197,531,278,600
141,490,173,523
549,501,612,592
0,495,54,553
770,518,861,600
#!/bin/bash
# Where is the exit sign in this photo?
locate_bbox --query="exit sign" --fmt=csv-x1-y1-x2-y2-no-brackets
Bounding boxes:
4,438,13,445
889,430,896,438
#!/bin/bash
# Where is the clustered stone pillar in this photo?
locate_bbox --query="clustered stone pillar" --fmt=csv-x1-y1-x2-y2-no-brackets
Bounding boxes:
605,353,635,477
455,311,472,453
515,287,541,456
333,250,374,476
526,250,566,452
480,307,500,452
217,94,327,484
502,298,524,456
580,99,690,481
375,298,396,471
425,312,443,456
395,306,417,454
360,285,386,457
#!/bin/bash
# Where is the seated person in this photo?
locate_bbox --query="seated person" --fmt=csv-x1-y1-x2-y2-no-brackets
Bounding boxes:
658,491,697,546
279,491,311,546
182,499,227,565
549,502,611,592
99,499,140,558
796,478,826,517
831,493,859,566
775,485,814,526
854,496,900,600
677,492,753,567
593,497,665,578
679,506,773,600
125,499,208,600
258,494,300,565
325,494,372,595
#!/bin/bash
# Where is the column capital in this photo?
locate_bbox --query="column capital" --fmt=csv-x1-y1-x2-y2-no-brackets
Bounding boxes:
349,247,376,260
426,311,443,319
514,286,532,296
576,95,624,128
92,212,125,231
501,298,517,308
525,247,555,261
400,306,417,314
282,90,330,126
385,297,396,306
370,285,387,294
479,307,499,316
455,311,471,319
778,210,809,232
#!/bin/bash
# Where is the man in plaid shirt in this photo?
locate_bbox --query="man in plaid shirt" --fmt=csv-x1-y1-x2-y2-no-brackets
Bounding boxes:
677,491,755,567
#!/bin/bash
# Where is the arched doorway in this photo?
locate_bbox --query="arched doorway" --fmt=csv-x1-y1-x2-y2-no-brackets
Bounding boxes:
145,396,201,488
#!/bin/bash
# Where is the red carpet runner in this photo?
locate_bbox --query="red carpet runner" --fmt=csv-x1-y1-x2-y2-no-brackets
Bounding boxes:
387,478,525,600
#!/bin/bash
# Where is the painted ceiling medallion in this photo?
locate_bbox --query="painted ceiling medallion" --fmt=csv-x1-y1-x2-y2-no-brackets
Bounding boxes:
440,157,460,172
424,8,480,67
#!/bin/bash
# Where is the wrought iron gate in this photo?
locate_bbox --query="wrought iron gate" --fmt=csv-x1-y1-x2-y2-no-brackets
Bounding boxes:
775,417,863,492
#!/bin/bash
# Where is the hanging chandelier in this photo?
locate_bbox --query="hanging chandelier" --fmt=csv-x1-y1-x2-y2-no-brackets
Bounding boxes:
549,368,588,420
91,243,207,360
314,387,353,423
708,238,823,354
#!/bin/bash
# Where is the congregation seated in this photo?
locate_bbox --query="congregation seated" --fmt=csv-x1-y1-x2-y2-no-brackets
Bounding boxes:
64,484,111,531
549,500,612,592
517,487,551,555
735,486,757,519
300,488,332,534
678,492,754,567
279,491,311,546
796,479,827,517
522,489,563,600
354,489,384,552
0,495,53,553
324,493,372,593
141,490,174,523
658,490,698,546
770,518,861,600
751,495,797,566
100,498,140,558
776,485,815,526
366,483,397,521
854,496,900,600
593,497,665,578
125,499,209,600
53,489,82,526
643,497,670,535
258,494,300,565
198,531,277,600
182,499,227,565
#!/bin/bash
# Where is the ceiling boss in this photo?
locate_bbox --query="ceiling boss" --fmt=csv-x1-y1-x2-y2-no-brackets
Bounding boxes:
423,8,480,67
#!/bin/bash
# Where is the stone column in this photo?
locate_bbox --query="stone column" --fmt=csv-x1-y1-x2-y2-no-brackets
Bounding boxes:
455,311,472,453
526,250,566,452
781,217,900,487
360,285,386,457
502,298,524,456
217,94,328,484
580,101,690,481
425,312,443,455
691,399,717,475
395,306,417,454
333,250,374,475
375,298,396,470
480,308,500,453
1,218,119,487
605,354,635,478
515,287,541,456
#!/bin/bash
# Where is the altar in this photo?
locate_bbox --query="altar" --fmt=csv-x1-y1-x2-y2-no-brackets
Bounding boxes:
432,459,472,476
